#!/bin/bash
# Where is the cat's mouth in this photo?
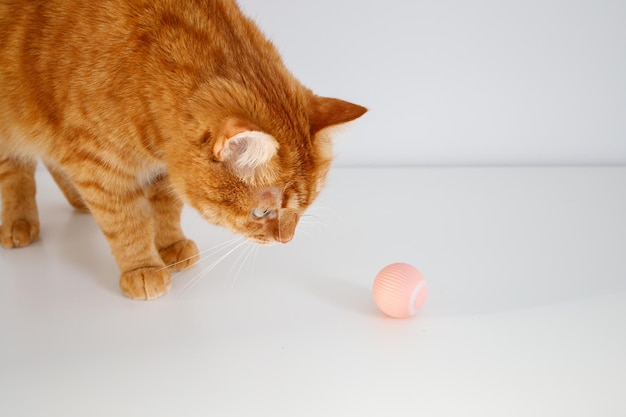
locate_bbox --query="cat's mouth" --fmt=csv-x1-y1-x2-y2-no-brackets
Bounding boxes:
247,236,276,246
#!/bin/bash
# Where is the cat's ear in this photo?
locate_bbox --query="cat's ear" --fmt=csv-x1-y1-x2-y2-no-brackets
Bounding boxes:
309,96,367,135
213,120,279,180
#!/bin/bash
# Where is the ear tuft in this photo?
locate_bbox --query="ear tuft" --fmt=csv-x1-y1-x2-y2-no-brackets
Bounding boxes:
215,131,279,181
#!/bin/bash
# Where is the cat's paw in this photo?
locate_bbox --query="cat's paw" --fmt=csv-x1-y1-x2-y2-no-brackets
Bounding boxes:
119,267,171,300
159,239,199,272
0,219,40,248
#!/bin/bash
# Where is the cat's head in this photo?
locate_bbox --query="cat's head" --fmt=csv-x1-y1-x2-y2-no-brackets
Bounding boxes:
165,85,366,245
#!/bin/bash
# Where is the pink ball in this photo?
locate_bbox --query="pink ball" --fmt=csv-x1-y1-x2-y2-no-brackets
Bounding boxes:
373,263,428,318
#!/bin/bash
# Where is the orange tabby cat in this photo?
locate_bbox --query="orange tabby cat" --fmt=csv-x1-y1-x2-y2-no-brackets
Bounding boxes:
0,0,366,299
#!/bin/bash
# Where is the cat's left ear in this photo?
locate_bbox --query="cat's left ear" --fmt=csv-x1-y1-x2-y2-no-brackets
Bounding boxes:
213,120,279,179
309,96,367,135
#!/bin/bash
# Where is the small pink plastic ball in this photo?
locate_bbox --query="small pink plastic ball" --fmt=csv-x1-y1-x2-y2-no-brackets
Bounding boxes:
373,263,428,318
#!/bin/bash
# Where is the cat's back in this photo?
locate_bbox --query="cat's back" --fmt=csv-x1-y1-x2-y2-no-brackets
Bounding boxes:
1,0,136,153
1,0,138,81
0,0,296,157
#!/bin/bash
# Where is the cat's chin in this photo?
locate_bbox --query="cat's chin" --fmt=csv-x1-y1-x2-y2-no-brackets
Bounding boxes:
246,237,277,246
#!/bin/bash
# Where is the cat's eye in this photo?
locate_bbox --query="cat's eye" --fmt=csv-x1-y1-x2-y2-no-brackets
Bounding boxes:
251,208,272,219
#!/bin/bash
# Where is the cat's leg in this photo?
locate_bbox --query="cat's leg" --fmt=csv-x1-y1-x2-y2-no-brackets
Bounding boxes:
146,174,199,272
69,170,171,300
45,162,90,213
0,157,40,248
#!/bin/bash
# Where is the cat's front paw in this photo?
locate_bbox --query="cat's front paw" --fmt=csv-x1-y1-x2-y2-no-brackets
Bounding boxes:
119,267,171,300
0,219,40,248
159,239,199,272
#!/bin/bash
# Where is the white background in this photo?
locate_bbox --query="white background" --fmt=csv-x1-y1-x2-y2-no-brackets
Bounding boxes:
238,0,626,166
2,168,625,417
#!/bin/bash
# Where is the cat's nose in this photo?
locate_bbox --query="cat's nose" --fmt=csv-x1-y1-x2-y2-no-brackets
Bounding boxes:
272,211,298,243
274,233,293,244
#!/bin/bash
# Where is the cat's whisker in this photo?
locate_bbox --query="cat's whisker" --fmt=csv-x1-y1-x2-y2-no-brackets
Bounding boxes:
169,237,240,276
306,206,344,223
185,237,244,272
307,212,323,221
296,227,314,241
298,220,327,236
227,243,256,297
253,245,260,267
177,239,247,297
301,209,329,225
297,211,330,241
197,237,242,258
299,218,326,227
227,241,252,278
301,213,322,219
160,236,242,272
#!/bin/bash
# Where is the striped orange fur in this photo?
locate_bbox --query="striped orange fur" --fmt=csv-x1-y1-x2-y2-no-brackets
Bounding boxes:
0,0,366,299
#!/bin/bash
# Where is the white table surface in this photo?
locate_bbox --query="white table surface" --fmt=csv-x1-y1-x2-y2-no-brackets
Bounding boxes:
1,167,625,417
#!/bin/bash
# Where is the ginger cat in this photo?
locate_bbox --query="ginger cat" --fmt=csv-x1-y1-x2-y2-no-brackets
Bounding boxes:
0,0,366,299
